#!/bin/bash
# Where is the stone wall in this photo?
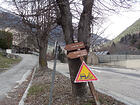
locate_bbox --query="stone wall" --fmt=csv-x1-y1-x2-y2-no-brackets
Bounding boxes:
87,52,99,65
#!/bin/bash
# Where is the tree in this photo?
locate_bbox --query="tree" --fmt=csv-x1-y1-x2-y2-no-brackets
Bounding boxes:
0,30,13,49
56,0,135,101
13,0,57,70
56,0,93,101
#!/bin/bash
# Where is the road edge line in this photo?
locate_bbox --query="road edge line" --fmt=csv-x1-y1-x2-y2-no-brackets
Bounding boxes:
18,63,38,105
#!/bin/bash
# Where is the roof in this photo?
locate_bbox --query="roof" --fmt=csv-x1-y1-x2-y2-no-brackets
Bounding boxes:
95,51,109,55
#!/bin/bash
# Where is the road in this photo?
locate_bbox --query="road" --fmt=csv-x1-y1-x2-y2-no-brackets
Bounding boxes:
48,61,140,105
0,54,38,100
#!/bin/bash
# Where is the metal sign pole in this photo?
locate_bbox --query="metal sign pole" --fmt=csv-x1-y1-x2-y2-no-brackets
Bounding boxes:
48,41,58,105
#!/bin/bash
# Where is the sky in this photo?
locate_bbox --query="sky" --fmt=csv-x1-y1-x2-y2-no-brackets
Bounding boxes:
102,2,140,40
0,0,140,40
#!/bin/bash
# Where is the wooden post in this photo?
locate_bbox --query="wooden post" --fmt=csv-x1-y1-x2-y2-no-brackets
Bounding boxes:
79,56,100,105
88,82,100,105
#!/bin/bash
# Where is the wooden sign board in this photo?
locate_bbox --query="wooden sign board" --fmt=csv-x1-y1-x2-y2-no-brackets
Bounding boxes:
65,42,85,51
67,49,87,59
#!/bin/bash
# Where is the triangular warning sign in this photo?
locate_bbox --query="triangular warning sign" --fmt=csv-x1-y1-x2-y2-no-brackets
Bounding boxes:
74,61,97,83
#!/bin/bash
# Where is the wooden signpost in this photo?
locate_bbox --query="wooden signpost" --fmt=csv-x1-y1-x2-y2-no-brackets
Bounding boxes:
65,42,100,105
64,42,85,51
67,49,88,59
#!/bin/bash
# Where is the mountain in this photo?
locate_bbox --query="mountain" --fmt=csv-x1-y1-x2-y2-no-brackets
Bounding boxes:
0,6,30,46
90,34,109,46
0,7,110,52
0,7,22,29
113,18,140,50
49,27,110,47
113,18,140,43
104,18,140,55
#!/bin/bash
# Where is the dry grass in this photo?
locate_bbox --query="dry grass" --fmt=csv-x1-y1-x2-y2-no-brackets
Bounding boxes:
0,53,21,69
25,68,126,105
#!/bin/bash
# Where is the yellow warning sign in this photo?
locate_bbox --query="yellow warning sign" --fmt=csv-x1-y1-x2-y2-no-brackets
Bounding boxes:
74,61,97,83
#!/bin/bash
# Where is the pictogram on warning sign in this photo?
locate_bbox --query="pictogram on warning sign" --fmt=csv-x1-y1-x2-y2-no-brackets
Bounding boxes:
74,61,97,83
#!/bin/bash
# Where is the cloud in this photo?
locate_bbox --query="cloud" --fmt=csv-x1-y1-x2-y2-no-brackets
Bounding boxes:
0,0,15,11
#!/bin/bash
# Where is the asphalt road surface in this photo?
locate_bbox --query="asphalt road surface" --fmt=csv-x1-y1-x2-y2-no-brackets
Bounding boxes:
48,61,140,105
0,54,38,100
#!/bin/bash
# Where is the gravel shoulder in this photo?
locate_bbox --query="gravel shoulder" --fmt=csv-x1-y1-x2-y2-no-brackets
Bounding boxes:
23,68,125,105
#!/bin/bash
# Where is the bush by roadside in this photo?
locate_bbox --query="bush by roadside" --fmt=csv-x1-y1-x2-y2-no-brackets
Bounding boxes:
0,30,13,49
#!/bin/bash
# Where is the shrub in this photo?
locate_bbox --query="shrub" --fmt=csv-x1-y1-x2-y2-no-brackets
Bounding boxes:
130,38,137,45
0,30,13,49
58,46,66,63
137,41,140,49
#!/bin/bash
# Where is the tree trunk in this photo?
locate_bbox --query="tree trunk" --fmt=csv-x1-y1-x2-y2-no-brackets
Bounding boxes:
68,58,88,97
39,38,48,70
56,0,88,99
78,0,94,51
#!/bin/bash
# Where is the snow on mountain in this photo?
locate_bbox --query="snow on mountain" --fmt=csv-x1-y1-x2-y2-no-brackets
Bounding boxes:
90,34,109,46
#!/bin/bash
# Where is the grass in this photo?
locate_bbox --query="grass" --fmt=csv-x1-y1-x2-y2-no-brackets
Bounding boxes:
84,103,92,105
28,84,49,96
0,52,21,69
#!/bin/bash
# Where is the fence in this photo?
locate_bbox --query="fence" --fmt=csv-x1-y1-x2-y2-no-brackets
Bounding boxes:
98,55,140,63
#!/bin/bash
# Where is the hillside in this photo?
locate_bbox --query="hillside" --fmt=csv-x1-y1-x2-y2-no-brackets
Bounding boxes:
90,34,109,45
0,6,24,31
113,18,140,43
0,6,109,51
102,18,140,55
49,29,110,48
0,6,29,46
